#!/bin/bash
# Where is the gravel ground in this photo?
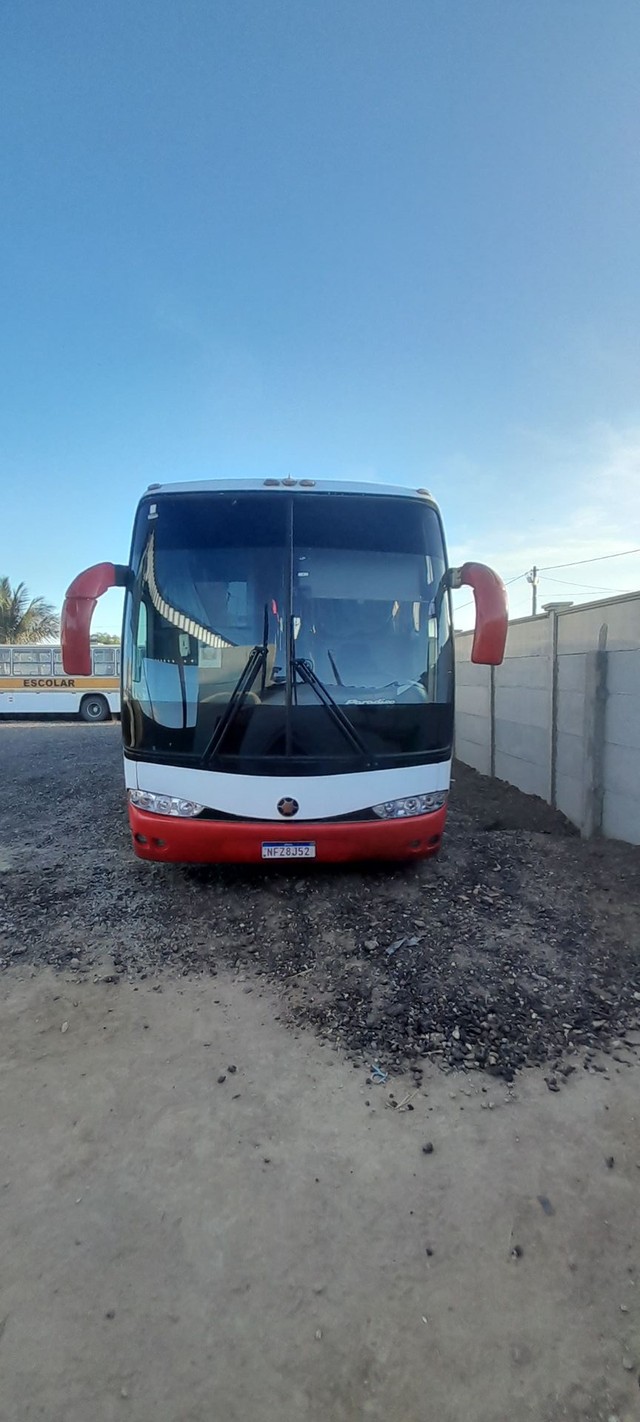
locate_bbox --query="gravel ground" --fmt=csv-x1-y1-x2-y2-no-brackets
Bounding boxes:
3,723,640,1422
1,722,640,1083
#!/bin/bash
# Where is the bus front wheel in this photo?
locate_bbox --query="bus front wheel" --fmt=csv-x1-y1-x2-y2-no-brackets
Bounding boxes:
80,694,110,723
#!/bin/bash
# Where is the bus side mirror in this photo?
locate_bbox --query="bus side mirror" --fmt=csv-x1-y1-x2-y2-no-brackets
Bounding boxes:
61,563,130,675
450,562,508,665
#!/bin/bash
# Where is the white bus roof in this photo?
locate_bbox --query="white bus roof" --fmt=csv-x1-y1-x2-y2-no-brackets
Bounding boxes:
142,477,440,509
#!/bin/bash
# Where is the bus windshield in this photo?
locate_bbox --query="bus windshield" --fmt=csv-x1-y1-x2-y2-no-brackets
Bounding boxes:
122,491,454,773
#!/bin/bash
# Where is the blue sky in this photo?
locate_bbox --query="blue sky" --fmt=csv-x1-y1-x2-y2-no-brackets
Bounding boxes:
1,0,639,632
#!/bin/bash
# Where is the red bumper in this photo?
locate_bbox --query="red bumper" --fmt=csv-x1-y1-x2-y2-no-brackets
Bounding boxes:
128,804,447,865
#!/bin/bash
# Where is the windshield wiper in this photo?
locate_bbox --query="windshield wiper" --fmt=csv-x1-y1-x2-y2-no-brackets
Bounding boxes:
200,605,269,765
293,658,369,758
327,649,343,686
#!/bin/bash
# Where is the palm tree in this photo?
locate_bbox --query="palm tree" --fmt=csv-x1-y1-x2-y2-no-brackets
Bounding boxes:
0,578,59,644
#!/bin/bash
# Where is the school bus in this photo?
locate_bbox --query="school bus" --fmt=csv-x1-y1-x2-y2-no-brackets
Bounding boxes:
0,642,120,720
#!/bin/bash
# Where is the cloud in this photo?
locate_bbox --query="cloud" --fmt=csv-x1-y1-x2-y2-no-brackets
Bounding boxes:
451,422,640,627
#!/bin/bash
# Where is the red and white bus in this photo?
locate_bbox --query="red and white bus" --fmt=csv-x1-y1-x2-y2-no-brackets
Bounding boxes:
61,479,507,863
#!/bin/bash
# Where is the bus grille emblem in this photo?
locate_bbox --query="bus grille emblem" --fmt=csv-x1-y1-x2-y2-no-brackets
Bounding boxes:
277,797,299,818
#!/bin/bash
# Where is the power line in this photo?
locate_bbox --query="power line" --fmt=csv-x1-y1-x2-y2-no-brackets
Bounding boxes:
539,575,630,594
538,546,640,572
452,550,640,621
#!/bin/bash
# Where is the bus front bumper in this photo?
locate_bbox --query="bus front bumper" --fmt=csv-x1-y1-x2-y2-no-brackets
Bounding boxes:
128,805,448,864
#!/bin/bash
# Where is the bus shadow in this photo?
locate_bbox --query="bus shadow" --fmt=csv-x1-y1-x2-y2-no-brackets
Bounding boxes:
178,859,422,892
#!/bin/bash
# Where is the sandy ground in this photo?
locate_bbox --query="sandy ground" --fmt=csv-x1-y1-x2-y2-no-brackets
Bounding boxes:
2,969,640,1422
1,724,640,1421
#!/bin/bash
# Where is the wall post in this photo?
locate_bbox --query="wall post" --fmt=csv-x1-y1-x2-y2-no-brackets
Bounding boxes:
549,611,559,808
581,624,608,838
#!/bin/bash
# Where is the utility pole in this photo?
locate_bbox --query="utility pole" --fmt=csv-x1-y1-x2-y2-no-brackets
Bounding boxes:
526,566,539,616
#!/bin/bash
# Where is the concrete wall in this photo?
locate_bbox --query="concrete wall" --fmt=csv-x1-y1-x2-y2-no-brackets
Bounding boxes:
454,633,492,775
554,652,588,828
455,592,640,845
602,647,640,844
493,618,551,801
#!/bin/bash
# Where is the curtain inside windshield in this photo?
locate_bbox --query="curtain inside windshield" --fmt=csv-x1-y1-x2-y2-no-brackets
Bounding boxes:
292,496,449,703
123,492,453,769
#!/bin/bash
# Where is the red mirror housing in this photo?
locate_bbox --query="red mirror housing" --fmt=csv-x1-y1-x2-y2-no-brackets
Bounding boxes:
452,562,508,665
61,563,129,675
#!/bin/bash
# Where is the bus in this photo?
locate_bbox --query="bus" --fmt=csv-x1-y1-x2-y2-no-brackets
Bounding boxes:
0,642,120,720
61,479,507,862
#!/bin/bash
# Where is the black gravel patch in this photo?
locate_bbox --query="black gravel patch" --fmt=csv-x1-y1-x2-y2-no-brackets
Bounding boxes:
1,727,640,1081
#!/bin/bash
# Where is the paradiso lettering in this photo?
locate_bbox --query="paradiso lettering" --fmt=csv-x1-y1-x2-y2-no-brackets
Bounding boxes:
23,677,77,688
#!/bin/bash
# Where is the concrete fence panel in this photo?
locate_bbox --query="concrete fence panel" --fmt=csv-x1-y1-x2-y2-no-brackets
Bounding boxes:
454,592,640,845
454,647,492,774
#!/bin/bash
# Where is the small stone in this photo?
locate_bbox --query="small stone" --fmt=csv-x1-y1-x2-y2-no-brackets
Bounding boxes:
315,1329,322,1341
69,958,80,970
422,1142,434,1155
620,1303,629,1312
622,1355,634,1370
61,1022,69,1034
511,1244,523,1259
217,1075,226,1084
606,1156,615,1169
121,1387,129,1398
425,1247,434,1257
105,1310,116,1320
227,1065,237,1074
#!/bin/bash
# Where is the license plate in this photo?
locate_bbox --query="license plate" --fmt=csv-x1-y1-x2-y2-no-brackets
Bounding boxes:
262,842,317,859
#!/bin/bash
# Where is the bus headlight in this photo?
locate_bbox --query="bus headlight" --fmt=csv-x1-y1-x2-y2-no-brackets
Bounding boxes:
372,792,448,819
128,790,204,817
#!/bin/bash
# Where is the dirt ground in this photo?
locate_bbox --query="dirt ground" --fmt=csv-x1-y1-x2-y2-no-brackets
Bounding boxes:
1,723,640,1422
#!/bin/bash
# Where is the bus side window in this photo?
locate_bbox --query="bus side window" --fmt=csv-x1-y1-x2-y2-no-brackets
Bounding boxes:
92,647,115,676
0,650,11,675
12,648,52,675
134,603,148,682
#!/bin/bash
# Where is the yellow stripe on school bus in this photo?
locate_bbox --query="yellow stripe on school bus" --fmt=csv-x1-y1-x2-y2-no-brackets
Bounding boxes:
0,677,119,691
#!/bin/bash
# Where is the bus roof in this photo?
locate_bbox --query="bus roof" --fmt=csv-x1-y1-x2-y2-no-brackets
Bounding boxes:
142,477,440,510
0,642,117,651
